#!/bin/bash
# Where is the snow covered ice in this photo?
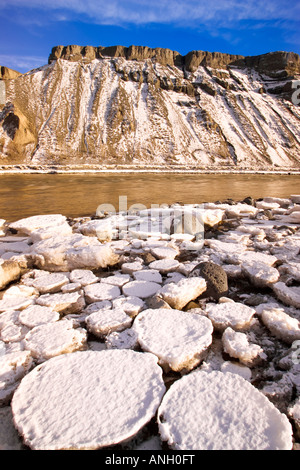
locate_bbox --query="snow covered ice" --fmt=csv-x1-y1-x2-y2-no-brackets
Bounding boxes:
158,370,293,450
11,350,166,450
0,196,300,450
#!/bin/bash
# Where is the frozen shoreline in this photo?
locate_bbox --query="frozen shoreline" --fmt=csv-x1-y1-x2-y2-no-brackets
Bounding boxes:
0,196,300,450
1,165,300,175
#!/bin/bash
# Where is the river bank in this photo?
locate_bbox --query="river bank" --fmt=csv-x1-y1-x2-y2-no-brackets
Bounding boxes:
1,164,300,175
0,195,299,450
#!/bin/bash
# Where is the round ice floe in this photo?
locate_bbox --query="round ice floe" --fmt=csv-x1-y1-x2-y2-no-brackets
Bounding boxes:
0,350,33,388
132,308,213,372
206,301,256,331
84,283,120,303
105,328,138,350
157,370,293,450
133,269,162,283
23,320,87,361
36,291,85,315
69,269,98,286
31,273,69,294
158,277,207,310
0,296,33,313
85,307,132,337
101,273,131,286
112,296,145,317
272,282,300,309
11,349,166,450
259,305,300,344
1,322,29,343
19,305,60,328
122,280,161,299
148,259,179,274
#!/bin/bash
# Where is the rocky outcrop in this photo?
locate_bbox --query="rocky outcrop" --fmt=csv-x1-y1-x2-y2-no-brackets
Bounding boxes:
48,45,300,78
0,44,299,169
48,44,183,68
232,51,300,78
0,67,22,81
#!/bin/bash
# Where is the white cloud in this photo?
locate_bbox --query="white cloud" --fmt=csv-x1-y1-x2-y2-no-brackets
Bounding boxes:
1,0,299,26
0,54,47,72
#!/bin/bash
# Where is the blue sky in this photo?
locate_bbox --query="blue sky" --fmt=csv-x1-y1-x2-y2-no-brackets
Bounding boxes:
1,0,300,73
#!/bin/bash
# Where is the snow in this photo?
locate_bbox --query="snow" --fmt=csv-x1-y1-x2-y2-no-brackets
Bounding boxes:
100,273,131,286
84,282,120,303
132,308,213,372
9,214,68,236
148,259,180,273
272,282,300,309
122,280,161,299
121,260,144,274
85,307,132,337
157,370,293,450
220,361,252,381
222,327,266,366
133,269,162,283
69,269,99,286
105,328,138,350
242,262,280,287
158,277,207,310
0,296,33,313
258,305,300,344
0,351,33,405
31,272,69,293
18,305,60,328
23,320,87,362
150,246,178,259
36,291,85,314
11,350,166,450
206,301,256,331
112,296,145,317
31,233,118,271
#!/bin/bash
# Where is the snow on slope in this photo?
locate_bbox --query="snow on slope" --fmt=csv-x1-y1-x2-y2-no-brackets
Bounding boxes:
1,54,300,169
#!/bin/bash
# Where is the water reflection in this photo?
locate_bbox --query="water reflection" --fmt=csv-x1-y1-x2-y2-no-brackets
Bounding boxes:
0,173,299,222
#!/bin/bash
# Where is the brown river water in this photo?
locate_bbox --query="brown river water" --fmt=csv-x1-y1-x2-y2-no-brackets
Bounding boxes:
0,173,299,222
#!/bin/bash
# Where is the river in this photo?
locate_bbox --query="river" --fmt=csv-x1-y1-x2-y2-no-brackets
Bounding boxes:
0,173,299,222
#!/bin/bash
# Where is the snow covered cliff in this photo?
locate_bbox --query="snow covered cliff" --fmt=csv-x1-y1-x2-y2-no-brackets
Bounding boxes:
0,46,300,170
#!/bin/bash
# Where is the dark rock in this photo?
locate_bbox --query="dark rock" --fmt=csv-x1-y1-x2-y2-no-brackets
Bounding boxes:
242,196,255,206
189,261,228,300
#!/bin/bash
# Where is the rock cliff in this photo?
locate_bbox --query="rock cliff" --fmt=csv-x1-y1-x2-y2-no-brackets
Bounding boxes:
0,45,299,170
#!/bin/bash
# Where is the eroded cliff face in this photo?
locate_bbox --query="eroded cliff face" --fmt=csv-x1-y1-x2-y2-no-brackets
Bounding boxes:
0,45,300,169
